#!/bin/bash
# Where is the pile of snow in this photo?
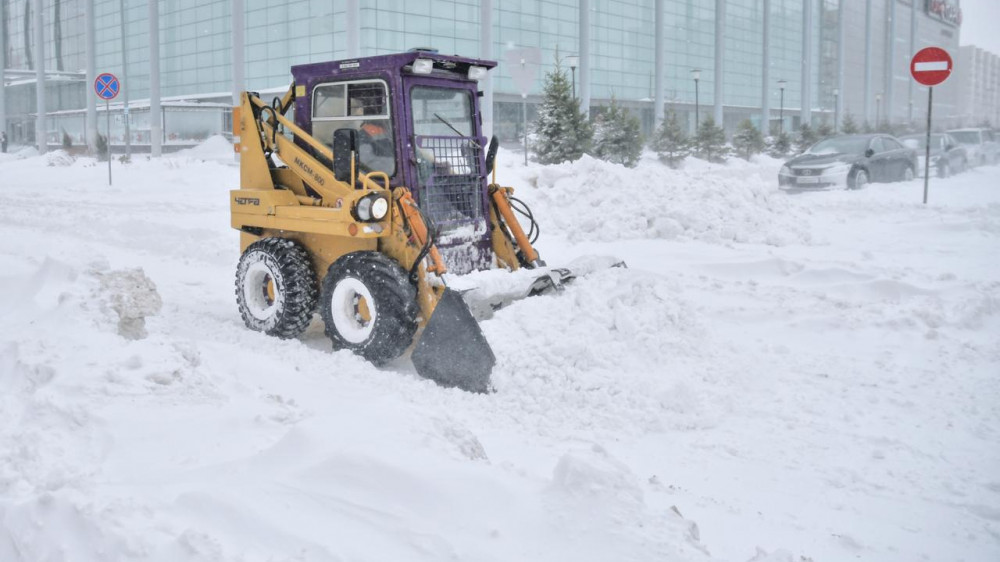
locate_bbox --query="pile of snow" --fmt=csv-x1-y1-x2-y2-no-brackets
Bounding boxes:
171,135,238,163
499,150,809,246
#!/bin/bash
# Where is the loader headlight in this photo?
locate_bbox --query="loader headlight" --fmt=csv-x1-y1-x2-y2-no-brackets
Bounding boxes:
412,58,434,74
354,193,389,222
467,66,488,81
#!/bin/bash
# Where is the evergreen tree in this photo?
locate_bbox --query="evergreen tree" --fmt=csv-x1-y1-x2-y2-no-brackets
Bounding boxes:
841,112,859,134
694,116,727,162
732,119,765,160
767,131,791,158
816,121,834,140
796,123,819,153
592,95,642,167
862,121,875,134
533,63,592,164
652,108,690,168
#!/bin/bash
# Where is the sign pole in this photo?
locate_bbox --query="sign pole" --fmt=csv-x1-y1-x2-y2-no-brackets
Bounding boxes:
107,100,112,186
923,87,932,204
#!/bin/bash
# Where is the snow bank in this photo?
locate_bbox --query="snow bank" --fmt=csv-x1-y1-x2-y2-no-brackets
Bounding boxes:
499,151,810,247
171,135,238,163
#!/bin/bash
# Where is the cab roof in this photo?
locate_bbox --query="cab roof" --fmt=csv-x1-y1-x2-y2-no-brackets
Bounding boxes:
291,51,497,86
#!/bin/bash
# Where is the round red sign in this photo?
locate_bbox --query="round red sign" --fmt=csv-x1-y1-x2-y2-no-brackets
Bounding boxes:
910,47,953,87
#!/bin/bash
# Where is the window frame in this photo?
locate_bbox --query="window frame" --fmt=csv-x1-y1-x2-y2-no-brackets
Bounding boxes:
312,78,392,122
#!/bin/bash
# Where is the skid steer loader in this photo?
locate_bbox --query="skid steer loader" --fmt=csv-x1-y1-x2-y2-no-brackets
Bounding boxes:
230,50,574,393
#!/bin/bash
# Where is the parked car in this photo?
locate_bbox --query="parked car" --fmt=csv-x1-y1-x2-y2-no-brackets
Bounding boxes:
778,134,918,190
899,133,968,177
946,128,1000,166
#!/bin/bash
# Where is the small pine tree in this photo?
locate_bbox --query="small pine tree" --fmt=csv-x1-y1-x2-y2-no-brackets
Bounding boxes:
694,116,727,162
652,108,690,168
841,113,859,134
533,62,592,164
816,121,834,140
95,133,109,161
796,123,819,153
862,121,874,134
767,131,792,158
592,95,642,167
732,119,765,160
62,129,73,149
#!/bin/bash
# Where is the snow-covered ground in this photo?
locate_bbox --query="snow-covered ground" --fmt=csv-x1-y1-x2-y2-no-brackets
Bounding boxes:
1,140,998,562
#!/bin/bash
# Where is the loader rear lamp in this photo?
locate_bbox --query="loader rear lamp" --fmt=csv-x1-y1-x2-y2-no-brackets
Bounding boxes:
354,193,389,222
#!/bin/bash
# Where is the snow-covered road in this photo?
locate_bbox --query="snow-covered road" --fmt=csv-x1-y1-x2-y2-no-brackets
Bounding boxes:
1,141,998,562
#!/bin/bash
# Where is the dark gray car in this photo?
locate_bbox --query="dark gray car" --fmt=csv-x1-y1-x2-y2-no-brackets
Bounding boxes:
778,134,918,190
899,133,968,178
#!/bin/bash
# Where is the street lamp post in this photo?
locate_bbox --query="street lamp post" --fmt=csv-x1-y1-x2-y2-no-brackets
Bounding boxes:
691,69,701,130
833,88,840,132
778,79,787,136
566,55,579,100
875,93,882,129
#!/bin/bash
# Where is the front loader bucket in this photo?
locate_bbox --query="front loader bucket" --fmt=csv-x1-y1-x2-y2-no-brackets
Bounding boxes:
412,288,496,393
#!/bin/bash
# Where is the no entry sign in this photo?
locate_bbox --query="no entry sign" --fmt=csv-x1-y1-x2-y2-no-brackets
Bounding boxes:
910,47,953,87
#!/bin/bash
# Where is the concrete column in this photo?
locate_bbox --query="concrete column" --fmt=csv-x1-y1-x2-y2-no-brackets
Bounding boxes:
579,0,590,118
654,0,664,126
885,0,895,125
85,0,97,152
346,0,360,58
864,0,872,125
908,0,916,124
232,0,245,106
837,0,845,129
713,0,724,127
801,0,812,127
118,0,130,158
34,0,46,154
149,0,161,157
480,0,493,138
761,0,770,132
0,0,7,142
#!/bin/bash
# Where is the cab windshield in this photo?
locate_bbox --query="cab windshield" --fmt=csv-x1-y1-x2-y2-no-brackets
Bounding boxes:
411,86,474,137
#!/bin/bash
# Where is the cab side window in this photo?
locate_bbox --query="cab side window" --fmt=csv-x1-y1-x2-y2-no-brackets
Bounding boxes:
869,138,885,154
882,138,903,151
312,80,395,176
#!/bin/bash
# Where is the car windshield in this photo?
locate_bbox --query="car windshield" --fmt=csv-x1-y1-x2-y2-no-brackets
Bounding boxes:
806,137,869,155
949,131,980,144
901,135,943,150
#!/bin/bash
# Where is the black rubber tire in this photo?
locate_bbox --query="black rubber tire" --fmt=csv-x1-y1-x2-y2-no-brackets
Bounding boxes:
319,251,418,366
235,237,318,339
848,168,869,190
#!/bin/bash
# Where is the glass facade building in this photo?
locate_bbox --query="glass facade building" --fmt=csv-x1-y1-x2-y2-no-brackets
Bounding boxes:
1,0,972,150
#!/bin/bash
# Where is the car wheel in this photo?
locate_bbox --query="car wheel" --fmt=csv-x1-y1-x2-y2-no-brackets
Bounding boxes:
849,168,869,190
938,161,950,178
902,165,915,182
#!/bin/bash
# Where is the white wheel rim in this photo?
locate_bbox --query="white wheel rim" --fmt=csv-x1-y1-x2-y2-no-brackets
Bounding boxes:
243,260,280,321
330,277,376,344
857,172,867,187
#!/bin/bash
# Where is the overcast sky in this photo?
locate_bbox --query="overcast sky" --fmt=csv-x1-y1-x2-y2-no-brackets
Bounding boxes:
959,0,1000,54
